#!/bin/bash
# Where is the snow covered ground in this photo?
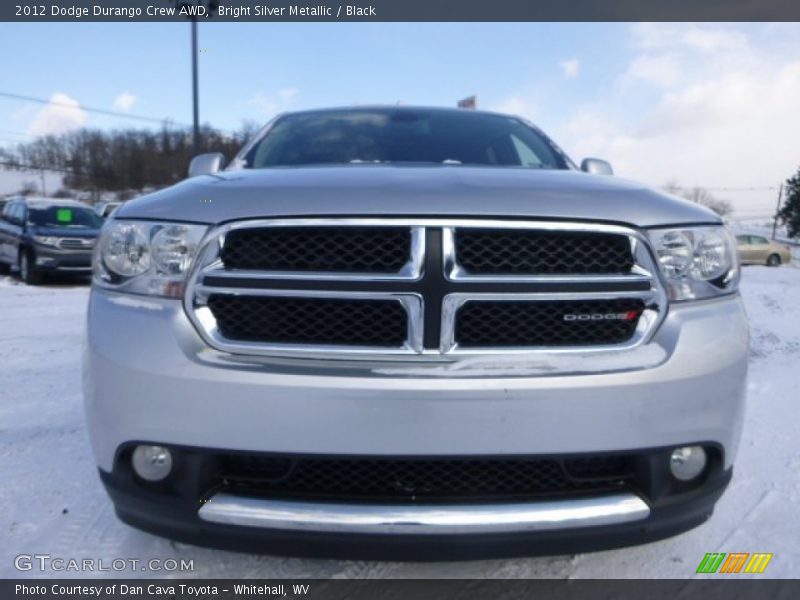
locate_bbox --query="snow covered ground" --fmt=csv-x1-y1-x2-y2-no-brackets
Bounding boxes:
1,265,799,579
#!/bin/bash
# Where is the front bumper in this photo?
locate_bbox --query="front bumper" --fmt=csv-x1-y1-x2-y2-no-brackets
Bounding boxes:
84,288,748,556
101,453,731,559
34,245,93,272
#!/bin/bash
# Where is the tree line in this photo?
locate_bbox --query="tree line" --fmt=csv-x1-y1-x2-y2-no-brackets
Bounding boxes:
0,123,260,200
2,125,798,238
662,181,733,217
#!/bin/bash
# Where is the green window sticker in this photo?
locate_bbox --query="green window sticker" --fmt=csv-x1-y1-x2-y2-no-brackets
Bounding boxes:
56,208,73,223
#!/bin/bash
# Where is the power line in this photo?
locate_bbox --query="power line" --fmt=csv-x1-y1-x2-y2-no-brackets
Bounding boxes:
668,185,780,192
0,90,188,127
0,160,78,175
0,129,34,139
0,90,235,135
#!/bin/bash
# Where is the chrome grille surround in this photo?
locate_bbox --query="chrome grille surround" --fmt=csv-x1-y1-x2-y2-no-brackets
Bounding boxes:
190,288,424,355
57,237,95,250
218,225,425,279
442,224,653,283
440,291,660,354
184,219,668,359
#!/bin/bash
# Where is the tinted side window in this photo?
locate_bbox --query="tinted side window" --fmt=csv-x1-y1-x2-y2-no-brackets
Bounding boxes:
735,235,749,244
753,236,769,245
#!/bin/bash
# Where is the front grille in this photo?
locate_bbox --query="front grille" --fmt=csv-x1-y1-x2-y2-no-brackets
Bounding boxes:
454,229,634,275
188,219,664,356
220,454,633,503
455,299,645,347
206,295,408,347
221,226,411,272
58,238,94,250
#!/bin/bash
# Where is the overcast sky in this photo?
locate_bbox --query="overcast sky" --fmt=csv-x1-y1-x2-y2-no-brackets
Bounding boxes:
1,22,799,218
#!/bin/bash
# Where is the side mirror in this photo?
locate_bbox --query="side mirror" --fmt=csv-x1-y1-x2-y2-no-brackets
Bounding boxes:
188,152,226,178
580,158,613,176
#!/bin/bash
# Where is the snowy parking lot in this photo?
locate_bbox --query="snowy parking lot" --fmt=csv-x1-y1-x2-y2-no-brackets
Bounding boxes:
1,265,799,579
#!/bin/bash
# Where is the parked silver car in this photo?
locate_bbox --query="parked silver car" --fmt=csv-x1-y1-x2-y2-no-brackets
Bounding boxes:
84,107,747,559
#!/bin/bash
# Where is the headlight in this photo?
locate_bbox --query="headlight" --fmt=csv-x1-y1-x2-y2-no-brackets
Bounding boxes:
33,235,60,247
93,220,208,298
102,222,150,277
648,226,739,301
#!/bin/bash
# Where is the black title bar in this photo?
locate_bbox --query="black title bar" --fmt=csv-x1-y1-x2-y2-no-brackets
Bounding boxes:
3,0,800,22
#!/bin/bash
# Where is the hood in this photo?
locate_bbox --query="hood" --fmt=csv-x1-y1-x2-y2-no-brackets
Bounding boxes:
115,165,720,228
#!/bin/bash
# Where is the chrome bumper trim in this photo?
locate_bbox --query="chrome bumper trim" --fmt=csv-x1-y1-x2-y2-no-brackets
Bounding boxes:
197,492,650,534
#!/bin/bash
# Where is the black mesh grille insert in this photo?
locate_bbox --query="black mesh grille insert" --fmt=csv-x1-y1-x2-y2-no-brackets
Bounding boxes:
221,226,411,272
455,229,634,275
455,299,645,347
220,454,633,503
207,295,408,347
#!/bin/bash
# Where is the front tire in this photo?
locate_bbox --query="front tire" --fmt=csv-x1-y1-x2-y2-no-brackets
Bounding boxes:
767,254,781,267
19,249,42,285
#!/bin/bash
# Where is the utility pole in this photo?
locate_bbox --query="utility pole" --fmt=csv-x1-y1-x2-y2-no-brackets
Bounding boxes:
772,184,784,240
177,1,217,152
191,18,200,153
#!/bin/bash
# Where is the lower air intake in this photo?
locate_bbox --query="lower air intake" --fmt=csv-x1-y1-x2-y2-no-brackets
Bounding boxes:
219,454,633,503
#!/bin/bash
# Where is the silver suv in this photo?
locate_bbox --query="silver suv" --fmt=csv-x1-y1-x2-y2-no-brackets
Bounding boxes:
84,107,748,559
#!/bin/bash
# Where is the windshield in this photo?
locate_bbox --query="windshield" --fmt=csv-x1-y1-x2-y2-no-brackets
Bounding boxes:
28,206,104,229
244,109,570,170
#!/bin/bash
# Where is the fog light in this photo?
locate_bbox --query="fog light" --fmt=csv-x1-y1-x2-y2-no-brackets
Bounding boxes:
131,445,173,482
670,446,707,481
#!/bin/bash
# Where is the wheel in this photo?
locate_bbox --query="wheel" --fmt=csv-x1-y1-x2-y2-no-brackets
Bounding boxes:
19,249,42,285
767,254,781,267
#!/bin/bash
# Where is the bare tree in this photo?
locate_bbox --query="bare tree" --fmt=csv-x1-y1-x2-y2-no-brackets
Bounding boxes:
662,182,733,217
663,180,681,196
51,188,74,199
18,180,39,196
5,123,256,197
